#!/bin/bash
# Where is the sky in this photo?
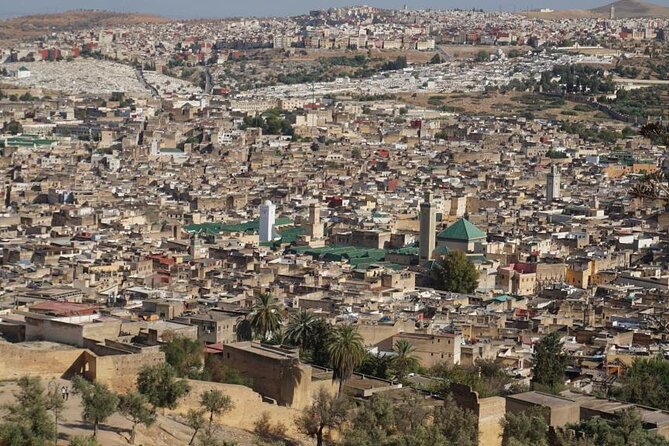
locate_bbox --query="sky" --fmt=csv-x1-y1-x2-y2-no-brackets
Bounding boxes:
1,0,669,19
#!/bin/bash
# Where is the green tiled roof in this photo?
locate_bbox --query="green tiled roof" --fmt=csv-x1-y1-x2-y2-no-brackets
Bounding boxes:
0,135,56,148
437,218,486,241
185,217,293,235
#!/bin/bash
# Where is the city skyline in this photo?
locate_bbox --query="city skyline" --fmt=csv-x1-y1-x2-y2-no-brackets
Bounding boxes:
2,0,669,19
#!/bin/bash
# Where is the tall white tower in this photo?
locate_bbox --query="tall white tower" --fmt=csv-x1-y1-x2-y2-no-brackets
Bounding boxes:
419,191,436,263
610,5,615,20
259,200,276,242
546,165,561,204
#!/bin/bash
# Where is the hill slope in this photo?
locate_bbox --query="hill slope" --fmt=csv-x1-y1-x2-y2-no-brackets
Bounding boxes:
0,10,168,43
591,0,669,17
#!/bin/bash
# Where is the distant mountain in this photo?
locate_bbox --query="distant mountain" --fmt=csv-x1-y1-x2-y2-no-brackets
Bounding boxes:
591,0,669,17
0,10,168,43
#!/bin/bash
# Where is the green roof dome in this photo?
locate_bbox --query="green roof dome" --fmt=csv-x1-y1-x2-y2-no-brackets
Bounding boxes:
437,218,486,241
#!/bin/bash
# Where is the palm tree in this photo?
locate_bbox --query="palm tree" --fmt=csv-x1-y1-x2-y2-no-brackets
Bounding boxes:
249,293,282,341
391,339,420,383
328,324,366,394
285,310,315,351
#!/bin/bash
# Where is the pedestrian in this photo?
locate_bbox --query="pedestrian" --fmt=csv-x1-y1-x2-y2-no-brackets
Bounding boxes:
61,386,66,400
65,386,69,401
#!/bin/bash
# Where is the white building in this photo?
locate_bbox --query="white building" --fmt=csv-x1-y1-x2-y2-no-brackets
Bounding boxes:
259,200,276,243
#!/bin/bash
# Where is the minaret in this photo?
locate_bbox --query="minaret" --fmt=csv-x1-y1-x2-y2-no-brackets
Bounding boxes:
307,203,324,240
546,165,561,204
419,191,436,263
610,5,615,20
259,200,276,243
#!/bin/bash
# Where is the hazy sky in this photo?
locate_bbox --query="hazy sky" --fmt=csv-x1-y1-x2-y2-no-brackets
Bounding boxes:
1,0,669,19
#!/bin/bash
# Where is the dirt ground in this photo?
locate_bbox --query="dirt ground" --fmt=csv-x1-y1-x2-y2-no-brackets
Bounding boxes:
0,378,297,446
396,91,626,126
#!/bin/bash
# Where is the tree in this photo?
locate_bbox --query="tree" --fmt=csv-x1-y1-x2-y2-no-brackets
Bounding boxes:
200,390,234,433
46,385,65,446
72,376,118,438
137,364,190,411
285,310,315,351
296,389,349,446
475,50,490,62
185,409,206,446
70,436,101,446
249,293,282,341
432,251,479,294
162,336,204,378
501,408,549,446
118,392,156,444
0,376,55,446
328,324,366,393
434,396,479,446
611,356,669,411
305,318,333,367
357,351,392,379
390,339,420,383
3,120,22,135
531,332,567,394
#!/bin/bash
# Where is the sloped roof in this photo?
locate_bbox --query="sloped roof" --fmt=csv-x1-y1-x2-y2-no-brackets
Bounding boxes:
437,218,486,241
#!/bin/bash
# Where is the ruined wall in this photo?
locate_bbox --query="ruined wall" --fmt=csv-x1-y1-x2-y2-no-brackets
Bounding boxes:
220,344,312,409
91,350,165,393
451,383,505,446
0,341,87,380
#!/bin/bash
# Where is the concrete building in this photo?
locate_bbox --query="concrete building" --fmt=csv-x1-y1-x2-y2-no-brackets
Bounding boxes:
419,191,436,263
259,200,276,243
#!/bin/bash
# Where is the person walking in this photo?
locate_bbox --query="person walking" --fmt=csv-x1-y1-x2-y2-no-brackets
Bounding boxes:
61,386,66,400
64,386,69,401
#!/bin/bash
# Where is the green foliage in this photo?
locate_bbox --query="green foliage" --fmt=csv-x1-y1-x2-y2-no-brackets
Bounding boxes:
561,121,625,144
70,436,101,446
200,390,234,431
639,122,669,146
600,86,668,119
203,355,253,386
72,376,119,437
323,55,368,67
253,411,287,442
119,392,156,444
380,56,408,71
162,335,204,378
475,50,490,62
501,408,549,446
431,359,512,398
328,324,366,393
539,64,615,95
296,389,349,446
432,251,479,294
342,393,478,446
390,339,420,383
558,409,669,446
185,409,206,446
285,309,316,351
249,293,283,341
137,363,190,410
3,120,22,135
357,351,393,379
0,376,55,446
240,110,294,137
531,332,567,394
303,318,334,367
610,356,669,411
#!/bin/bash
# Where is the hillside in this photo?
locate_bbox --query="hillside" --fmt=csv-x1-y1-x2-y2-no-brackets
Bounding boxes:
591,0,669,17
0,10,168,43
524,0,669,19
